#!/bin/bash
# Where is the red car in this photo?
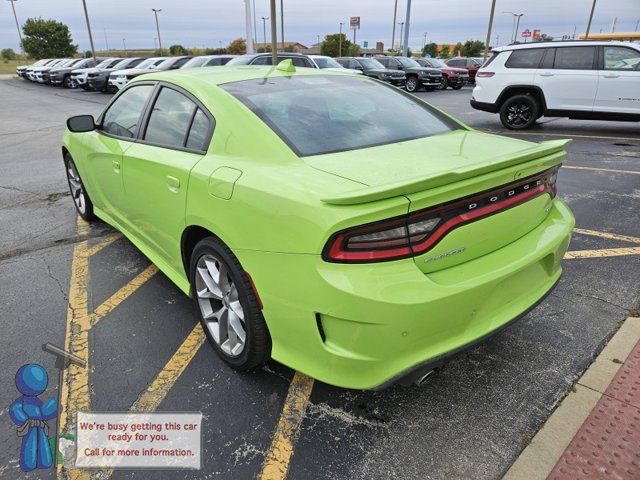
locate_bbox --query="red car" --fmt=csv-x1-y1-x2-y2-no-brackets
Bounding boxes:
445,57,484,83
415,58,470,90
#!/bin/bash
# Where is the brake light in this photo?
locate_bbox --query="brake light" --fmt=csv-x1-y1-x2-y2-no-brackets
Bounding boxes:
476,71,495,77
323,167,559,263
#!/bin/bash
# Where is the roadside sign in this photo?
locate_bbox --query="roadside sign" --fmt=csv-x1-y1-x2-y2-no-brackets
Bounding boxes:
533,29,541,39
522,29,531,38
350,16,360,29
363,40,368,48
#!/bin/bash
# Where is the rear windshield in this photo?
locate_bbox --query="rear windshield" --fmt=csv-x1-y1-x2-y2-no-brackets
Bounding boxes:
221,75,459,156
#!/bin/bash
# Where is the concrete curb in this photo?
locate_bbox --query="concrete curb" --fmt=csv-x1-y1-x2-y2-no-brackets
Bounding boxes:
503,316,640,480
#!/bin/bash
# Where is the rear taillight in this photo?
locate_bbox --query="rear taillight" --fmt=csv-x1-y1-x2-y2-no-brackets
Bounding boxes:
323,167,559,263
476,71,495,77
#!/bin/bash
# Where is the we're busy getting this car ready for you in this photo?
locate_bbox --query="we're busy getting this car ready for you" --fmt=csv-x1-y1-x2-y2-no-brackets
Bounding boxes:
62,61,574,389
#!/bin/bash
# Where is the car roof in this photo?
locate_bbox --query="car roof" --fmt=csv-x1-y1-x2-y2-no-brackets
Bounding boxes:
492,40,639,52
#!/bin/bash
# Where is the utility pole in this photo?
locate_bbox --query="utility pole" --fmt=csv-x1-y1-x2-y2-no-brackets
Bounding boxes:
245,0,255,54
585,0,597,38
7,0,23,54
317,35,320,49
152,8,163,54
635,19,639,32
153,37,158,52
81,0,97,64
502,11,522,43
339,22,344,56
514,14,523,42
401,0,411,57
280,0,284,49
269,0,277,64
391,0,398,51
484,0,496,60
398,22,404,53
261,17,269,45
103,28,109,50
423,31,427,51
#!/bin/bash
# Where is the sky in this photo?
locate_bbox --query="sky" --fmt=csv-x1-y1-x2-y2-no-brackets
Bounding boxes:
1,0,638,52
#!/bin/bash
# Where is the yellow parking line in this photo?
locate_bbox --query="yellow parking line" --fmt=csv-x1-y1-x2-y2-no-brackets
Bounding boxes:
258,372,315,480
130,323,206,412
57,217,92,480
565,246,640,259
573,228,640,245
85,233,122,257
89,264,158,327
563,165,640,175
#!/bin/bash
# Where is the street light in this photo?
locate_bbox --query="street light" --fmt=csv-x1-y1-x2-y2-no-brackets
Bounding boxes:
122,38,128,57
502,11,523,43
152,8,163,54
401,0,412,57
423,31,427,50
81,0,97,64
280,0,284,50
339,22,344,56
391,0,398,51
261,16,269,46
398,22,404,53
6,0,23,54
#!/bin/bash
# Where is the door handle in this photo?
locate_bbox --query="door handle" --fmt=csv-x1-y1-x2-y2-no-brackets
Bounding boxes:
166,175,180,193
603,73,619,78
539,72,554,77
112,160,121,173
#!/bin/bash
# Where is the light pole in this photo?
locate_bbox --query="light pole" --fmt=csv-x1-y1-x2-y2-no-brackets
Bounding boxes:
398,22,404,53
153,37,158,52
6,0,23,54
391,0,398,51
122,38,128,56
280,0,284,50
339,22,344,56
261,17,269,46
401,0,411,57
103,28,109,50
484,0,497,60
152,8,163,54
502,11,523,43
423,31,427,51
81,0,97,64
585,0,597,38
269,0,277,64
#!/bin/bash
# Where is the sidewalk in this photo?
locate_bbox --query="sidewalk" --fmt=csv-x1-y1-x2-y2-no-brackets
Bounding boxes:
505,316,640,480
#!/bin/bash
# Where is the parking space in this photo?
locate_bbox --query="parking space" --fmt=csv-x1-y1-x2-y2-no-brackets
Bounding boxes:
1,76,639,480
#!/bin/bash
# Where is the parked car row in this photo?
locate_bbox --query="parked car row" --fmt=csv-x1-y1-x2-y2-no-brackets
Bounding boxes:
17,52,476,95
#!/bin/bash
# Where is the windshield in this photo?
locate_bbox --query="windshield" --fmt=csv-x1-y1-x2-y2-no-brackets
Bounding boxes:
226,56,252,65
95,59,114,68
183,57,209,68
155,58,177,69
67,59,83,67
112,59,133,69
398,57,420,68
313,57,342,69
358,58,385,69
135,58,160,69
222,75,458,157
429,58,447,68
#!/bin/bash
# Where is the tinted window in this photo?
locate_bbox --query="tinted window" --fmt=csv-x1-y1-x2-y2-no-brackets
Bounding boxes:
144,87,197,148
222,75,458,157
604,46,640,70
102,85,154,138
448,59,464,66
206,58,223,66
554,47,595,70
505,49,545,68
377,58,389,67
482,52,501,68
186,109,211,150
336,59,348,67
291,57,308,68
220,57,234,65
541,48,556,69
251,56,270,65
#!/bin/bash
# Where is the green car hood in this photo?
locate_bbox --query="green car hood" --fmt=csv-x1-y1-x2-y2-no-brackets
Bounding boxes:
303,130,569,205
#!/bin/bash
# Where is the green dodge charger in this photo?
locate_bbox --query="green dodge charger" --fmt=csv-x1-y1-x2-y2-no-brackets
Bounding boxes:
62,61,575,389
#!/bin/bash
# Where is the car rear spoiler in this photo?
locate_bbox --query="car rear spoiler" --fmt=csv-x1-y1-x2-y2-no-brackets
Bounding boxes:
321,139,571,205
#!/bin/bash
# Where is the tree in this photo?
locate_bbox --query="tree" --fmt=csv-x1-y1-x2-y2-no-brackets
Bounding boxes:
169,44,188,55
1,48,16,60
320,33,359,57
460,40,484,57
204,47,226,55
226,38,246,55
453,42,464,57
422,42,438,58
439,44,452,58
22,18,77,59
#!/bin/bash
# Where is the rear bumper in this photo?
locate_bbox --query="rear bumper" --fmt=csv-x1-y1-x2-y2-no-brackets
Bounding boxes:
237,198,575,390
470,99,499,113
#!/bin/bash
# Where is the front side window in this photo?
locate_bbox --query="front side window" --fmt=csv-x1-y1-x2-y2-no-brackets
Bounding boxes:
143,87,197,148
604,46,640,70
358,58,385,69
222,75,459,157
206,58,223,66
505,48,545,69
554,47,595,70
101,85,155,138
183,57,208,68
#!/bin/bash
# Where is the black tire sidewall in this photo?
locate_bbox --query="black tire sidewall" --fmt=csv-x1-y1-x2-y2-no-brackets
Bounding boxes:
189,237,270,370
500,94,539,130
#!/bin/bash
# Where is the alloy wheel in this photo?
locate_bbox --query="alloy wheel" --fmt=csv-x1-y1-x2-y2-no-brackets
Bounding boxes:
195,254,247,357
406,77,417,92
506,102,533,127
66,161,87,215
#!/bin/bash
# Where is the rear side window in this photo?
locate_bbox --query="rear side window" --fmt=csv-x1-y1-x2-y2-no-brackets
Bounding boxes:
505,49,545,69
144,87,197,148
101,85,154,138
554,47,595,70
185,109,211,150
482,52,501,68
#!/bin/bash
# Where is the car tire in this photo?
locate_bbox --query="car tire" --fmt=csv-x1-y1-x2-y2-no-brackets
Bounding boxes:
439,77,448,90
405,76,419,93
64,154,96,221
190,237,271,371
499,94,539,130
63,76,74,88
452,85,463,90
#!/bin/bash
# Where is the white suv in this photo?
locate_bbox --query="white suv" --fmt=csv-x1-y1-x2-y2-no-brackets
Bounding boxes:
471,41,640,129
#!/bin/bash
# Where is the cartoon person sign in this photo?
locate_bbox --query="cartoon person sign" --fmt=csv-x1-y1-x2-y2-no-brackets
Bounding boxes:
10,364,58,472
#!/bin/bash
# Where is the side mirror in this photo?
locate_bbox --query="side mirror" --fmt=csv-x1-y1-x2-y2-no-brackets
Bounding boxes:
67,115,96,133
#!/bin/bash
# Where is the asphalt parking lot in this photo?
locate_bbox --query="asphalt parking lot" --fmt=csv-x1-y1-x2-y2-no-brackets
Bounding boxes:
0,75,638,480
